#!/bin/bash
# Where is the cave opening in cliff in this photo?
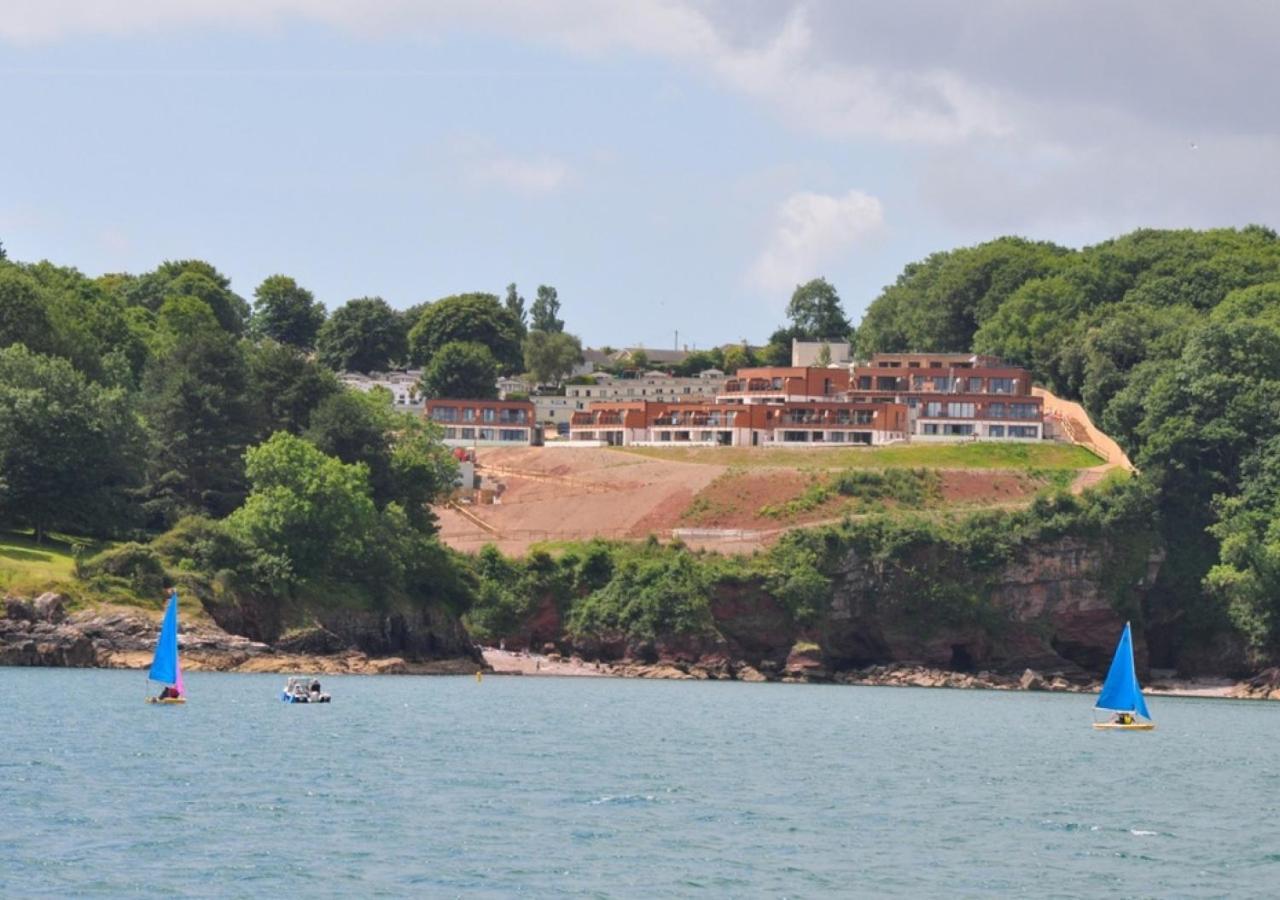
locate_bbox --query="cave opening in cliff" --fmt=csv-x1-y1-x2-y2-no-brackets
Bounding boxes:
949,643,975,672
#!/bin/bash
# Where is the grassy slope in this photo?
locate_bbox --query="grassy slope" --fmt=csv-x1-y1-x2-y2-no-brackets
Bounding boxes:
0,532,84,594
615,442,1102,470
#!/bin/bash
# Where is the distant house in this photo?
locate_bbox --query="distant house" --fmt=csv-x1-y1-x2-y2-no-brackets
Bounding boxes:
339,370,423,409
609,347,691,367
496,376,532,398
424,398,539,447
571,348,613,377
791,339,852,367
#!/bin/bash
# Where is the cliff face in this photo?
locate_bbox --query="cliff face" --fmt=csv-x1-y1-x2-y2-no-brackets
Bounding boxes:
531,536,1168,682
1,590,483,672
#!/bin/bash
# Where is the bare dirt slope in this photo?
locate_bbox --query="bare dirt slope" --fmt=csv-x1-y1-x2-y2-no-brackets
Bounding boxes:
438,447,725,555
436,444,1094,556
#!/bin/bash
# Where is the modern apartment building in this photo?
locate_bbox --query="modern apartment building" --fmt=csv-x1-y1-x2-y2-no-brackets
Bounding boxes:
564,370,727,406
569,398,907,447
848,353,1044,440
717,367,850,403
424,398,539,447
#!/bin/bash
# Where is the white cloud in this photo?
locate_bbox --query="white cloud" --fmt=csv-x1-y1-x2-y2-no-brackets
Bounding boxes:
0,2,1012,144
748,189,884,293
464,155,569,194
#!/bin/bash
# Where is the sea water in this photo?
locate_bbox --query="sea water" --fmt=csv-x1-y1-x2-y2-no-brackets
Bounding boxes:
2,669,1278,898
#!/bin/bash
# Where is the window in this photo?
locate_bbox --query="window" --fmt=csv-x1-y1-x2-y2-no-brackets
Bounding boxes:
1008,425,1038,438
499,429,525,442
482,408,495,422
1009,403,1038,419
829,431,845,442
922,423,939,435
989,378,1014,394
987,425,1005,438
772,377,783,389
947,402,975,418
851,431,872,445
912,375,926,390
908,361,920,368
930,376,952,391
968,377,983,392
855,410,874,425
987,403,1006,419
876,376,897,391
857,376,872,390
925,401,943,417
479,428,496,440
942,423,974,436
460,427,475,439
430,407,457,422
782,430,808,442
445,427,458,438
463,408,475,422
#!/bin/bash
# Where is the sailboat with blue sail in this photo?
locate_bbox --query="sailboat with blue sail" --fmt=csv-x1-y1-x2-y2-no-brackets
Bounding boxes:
146,588,186,704
1093,621,1152,730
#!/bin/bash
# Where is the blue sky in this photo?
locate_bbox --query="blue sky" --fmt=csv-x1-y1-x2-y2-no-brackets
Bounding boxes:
2,2,1277,349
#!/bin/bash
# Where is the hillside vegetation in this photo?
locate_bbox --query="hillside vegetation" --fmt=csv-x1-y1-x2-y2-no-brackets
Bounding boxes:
619,442,1101,470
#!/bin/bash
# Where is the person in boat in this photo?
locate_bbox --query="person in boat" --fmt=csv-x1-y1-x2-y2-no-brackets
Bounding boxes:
1110,711,1134,725
310,679,321,696
157,685,179,700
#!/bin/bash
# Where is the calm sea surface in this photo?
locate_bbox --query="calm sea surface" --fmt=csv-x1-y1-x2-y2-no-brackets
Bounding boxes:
2,669,1279,898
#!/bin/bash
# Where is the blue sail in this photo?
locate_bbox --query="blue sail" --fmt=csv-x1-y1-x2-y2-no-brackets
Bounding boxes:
1094,621,1151,719
148,593,180,686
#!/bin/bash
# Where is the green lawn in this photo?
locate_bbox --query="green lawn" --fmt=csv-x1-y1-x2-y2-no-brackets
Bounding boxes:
0,531,91,593
615,441,1103,470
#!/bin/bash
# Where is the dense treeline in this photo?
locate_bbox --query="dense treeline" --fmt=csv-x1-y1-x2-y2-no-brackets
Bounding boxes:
7,227,1280,669
854,225,1280,663
0,252,528,623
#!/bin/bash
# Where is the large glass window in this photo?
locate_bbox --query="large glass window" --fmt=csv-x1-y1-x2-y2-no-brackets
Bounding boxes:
968,377,983,392
922,423,939,435
461,428,475,439
931,376,953,391
479,428,496,440
499,429,525,442
857,376,872,390
943,423,974,436
987,403,1006,419
1009,403,1038,419
483,408,495,422
947,402,975,418
987,425,1005,438
925,401,943,417
1008,425,1038,438
430,407,457,422
989,377,1014,394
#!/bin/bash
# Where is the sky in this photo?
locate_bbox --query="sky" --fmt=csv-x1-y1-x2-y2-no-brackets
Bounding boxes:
2,1,1278,349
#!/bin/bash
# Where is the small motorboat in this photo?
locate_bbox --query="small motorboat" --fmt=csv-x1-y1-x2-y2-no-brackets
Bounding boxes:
281,676,331,704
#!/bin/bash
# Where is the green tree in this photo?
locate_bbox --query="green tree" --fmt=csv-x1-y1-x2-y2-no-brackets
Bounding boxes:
722,344,751,373
305,388,456,529
505,283,527,335
0,266,54,354
228,432,379,581
246,340,340,437
315,296,407,372
407,292,522,372
0,345,142,540
786,278,851,340
139,317,257,524
815,341,832,366
250,275,326,349
530,285,563,333
418,341,499,399
124,260,249,335
523,330,583,386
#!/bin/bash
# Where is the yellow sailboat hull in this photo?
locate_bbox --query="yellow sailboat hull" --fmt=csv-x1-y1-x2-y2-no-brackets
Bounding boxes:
146,697,187,705
1092,722,1154,731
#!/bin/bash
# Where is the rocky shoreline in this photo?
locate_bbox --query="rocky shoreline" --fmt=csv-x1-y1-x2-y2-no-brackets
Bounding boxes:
5,593,1276,699
1,593,483,676
481,648,1268,700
